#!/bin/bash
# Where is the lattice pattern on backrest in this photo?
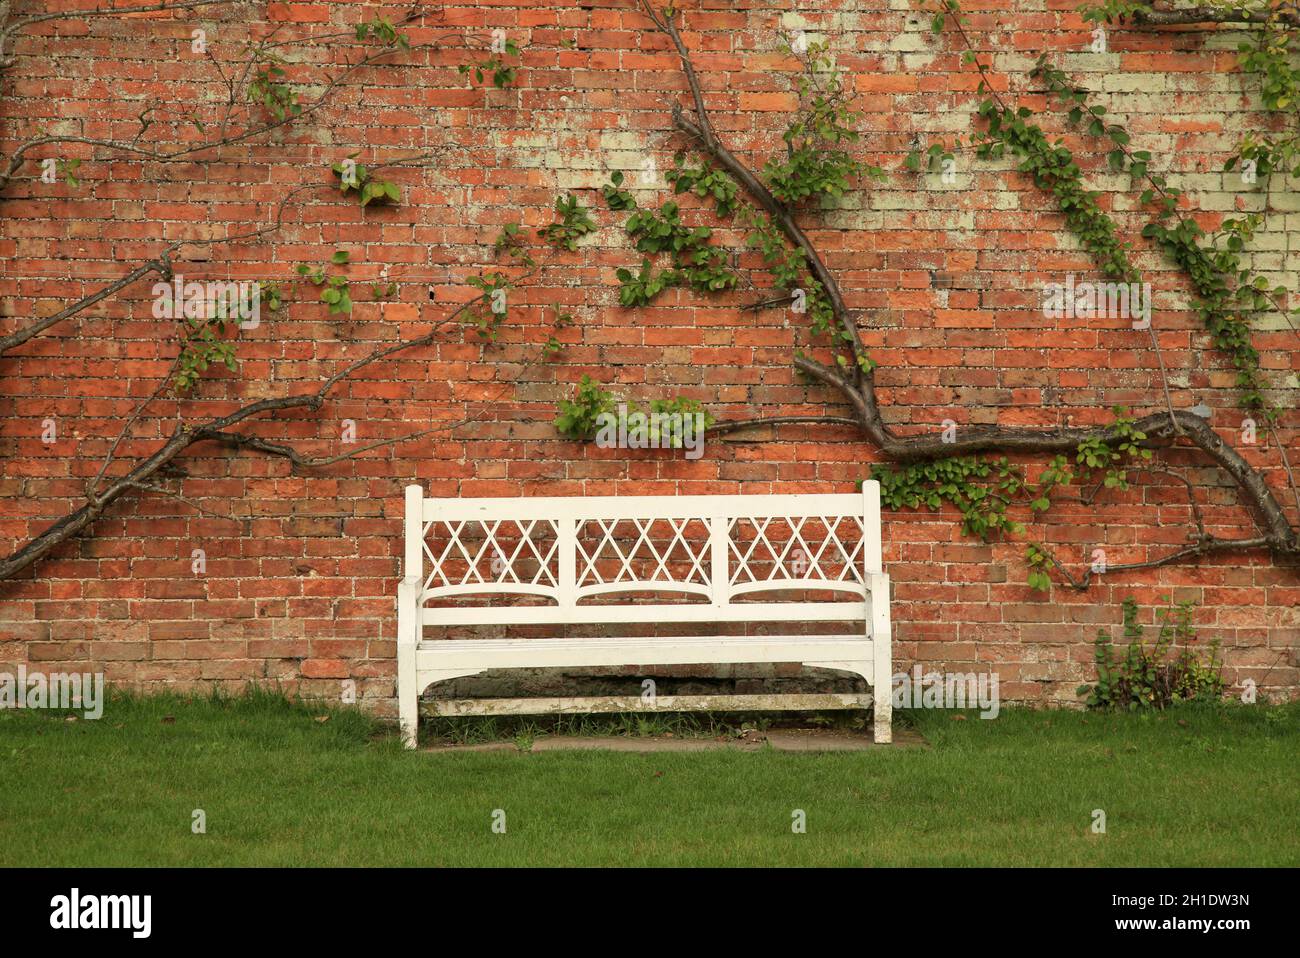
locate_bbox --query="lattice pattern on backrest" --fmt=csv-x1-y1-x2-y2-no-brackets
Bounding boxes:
575,517,711,592
727,515,865,590
421,517,560,595
409,491,878,617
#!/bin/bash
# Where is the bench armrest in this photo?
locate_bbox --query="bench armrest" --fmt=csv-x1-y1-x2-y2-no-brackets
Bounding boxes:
397,578,422,648
867,571,891,639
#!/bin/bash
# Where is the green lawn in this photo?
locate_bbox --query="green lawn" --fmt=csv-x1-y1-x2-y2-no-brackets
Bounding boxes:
1,691,1295,866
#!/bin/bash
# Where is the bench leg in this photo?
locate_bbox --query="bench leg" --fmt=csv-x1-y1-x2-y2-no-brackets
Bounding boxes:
869,572,892,745
397,579,420,749
398,641,418,749
871,631,892,745
872,682,892,744
819,658,888,744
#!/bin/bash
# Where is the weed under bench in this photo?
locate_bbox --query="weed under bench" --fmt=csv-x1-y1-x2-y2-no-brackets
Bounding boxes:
396,486,892,747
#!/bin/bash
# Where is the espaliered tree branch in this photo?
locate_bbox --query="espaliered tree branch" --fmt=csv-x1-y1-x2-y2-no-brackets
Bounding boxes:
0,5,542,580
0,293,502,581
0,179,319,359
673,110,874,398
635,3,1299,577
1129,3,1300,27
1043,535,1270,590
4,148,440,363
1,390,319,581
0,10,439,357
0,255,577,582
1026,53,1300,520
0,0,233,72
0,6,432,193
1,141,452,361
638,1,870,392
0,256,175,357
706,415,861,437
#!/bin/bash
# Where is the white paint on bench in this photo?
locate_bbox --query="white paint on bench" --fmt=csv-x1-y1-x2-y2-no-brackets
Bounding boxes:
397,485,891,747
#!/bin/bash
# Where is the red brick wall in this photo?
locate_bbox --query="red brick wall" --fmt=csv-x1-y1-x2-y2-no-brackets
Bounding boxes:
1,0,1297,715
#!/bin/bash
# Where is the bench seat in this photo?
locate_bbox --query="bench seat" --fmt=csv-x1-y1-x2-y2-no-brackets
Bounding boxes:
416,634,878,671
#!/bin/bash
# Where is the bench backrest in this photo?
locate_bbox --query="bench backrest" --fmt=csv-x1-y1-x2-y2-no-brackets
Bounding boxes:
404,484,883,627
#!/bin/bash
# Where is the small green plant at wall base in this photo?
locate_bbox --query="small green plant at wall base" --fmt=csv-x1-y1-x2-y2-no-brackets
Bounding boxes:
553,375,617,439
1077,597,1225,710
538,194,597,251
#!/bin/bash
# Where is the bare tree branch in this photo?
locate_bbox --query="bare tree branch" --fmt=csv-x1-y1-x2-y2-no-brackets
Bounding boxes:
1045,536,1271,591
0,32,421,192
1,0,233,72
0,298,478,580
707,414,861,437
1132,4,1300,27
0,181,316,358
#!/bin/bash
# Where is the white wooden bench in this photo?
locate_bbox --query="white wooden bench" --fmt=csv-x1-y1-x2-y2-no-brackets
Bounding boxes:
396,484,892,747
